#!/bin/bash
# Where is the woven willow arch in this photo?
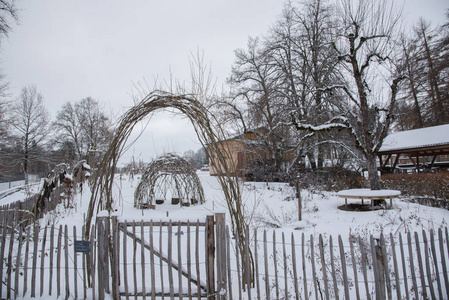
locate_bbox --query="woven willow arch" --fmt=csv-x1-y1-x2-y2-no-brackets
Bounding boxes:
134,153,205,208
84,91,245,240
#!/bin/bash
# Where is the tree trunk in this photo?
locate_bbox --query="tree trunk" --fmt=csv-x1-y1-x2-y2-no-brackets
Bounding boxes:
367,153,381,190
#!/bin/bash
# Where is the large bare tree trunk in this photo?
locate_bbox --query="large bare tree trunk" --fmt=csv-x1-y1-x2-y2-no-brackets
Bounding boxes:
366,153,381,190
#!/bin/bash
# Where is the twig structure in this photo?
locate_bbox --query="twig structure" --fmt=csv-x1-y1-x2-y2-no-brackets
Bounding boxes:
134,153,205,208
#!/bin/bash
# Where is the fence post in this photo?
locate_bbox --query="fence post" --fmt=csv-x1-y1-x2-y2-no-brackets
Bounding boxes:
206,215,215,300
215,213,227,300
111,216,120,300
96,217,109,300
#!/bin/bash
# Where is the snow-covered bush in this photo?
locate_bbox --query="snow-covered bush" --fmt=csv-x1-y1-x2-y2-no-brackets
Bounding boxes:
381,173,449,209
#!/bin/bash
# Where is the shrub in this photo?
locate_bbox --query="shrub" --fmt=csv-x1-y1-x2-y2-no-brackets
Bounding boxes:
290,167,366,192
381,173,449,209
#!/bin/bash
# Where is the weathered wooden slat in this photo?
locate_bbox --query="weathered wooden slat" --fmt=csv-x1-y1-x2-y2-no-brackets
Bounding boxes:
358,237,370,300
348,235,359,300
149,221,156,300
112,217,120,300
31,224,39,298
6,225,15,299
56,225,62,298
65,225,70,300
40,226,48,297
398,233,410,300
226,226,233,300
429,229,443,298
310,235,319,300
380,234,392,300
49,225,55,296
235,233,242,300
82,225,87,300
14,226,23,300
273,230,279,300
122,221,129,300
244,226,251,300
23,226,31,297
132,222,137,300
195,221,201,300
187,222,192,300
319,234,329,300
90,225,96,300
0,221,7,297
263,230,269,300
159,222,165,299
301,233,308,300
120,221,206,227
438,228,449,299
330,236,339,300
339,235,350,300
282,232,288,299
254,230,260,300
141,222,147,300
291,233,299,300
389,233,402,300
407,232,419,300
214,214,225,300
98,219,106,300
414,231,427,299
370,235,382,299
177,223,183,300
73,226,78,300
422,230,436,299
168,221,175,299
207,216,216,300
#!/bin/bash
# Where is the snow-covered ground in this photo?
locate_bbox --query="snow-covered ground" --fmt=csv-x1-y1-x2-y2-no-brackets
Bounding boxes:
1,171,448,299
2,171,447,240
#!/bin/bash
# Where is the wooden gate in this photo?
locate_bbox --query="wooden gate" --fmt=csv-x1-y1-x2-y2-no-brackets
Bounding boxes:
96,213,227,300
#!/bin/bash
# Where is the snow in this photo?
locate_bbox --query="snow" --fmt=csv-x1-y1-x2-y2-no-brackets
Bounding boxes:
337,188,401,198
2,171,448,299
1,171,446,239
379,123,449,152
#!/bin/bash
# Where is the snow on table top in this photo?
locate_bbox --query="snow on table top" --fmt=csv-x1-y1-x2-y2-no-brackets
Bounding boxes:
379,124,449,152
337,189,401,198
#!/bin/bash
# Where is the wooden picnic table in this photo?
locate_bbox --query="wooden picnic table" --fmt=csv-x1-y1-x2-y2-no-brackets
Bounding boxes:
337,189,401,209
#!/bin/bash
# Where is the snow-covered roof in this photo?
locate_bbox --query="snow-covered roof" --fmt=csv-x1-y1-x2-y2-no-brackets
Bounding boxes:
379,124,449,153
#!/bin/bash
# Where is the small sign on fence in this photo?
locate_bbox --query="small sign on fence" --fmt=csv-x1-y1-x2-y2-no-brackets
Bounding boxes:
74,240,91,253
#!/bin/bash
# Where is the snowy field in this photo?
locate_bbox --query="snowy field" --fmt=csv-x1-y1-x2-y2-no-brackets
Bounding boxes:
2,171,447,241
1,171,448,299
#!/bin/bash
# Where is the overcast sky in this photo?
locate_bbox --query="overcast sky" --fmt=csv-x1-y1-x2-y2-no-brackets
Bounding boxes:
2,0,448,164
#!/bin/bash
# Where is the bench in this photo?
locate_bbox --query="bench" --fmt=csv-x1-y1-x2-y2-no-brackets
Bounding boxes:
337,189,401,210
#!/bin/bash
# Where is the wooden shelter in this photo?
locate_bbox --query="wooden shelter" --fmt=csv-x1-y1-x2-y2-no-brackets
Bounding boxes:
378,124,449,173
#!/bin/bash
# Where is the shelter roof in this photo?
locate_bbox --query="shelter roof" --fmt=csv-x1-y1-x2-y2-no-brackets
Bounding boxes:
378,124,449,156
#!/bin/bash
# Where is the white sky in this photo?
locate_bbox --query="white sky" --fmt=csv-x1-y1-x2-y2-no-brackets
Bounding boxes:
1,0,448,165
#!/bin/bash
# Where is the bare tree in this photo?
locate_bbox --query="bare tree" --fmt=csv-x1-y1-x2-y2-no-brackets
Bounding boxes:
291,0,407,190
10,85,50,186
0,0,19,145
269,0,341,169
228,37,289,172
53,97,113,165
0,0,18,41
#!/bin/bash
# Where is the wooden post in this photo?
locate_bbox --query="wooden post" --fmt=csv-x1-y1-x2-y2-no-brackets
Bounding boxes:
111,216,120,300
97,218,105,300
206,215,215,300
296,180,302,221
215,213,227,300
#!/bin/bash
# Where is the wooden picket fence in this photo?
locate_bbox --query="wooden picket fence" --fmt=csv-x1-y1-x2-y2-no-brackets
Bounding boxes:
232,227,449,300
0,222,95,300
0,185,65,229
0,212,448,299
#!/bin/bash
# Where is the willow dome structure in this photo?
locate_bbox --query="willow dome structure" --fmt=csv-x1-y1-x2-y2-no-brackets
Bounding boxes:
134,153,205,209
